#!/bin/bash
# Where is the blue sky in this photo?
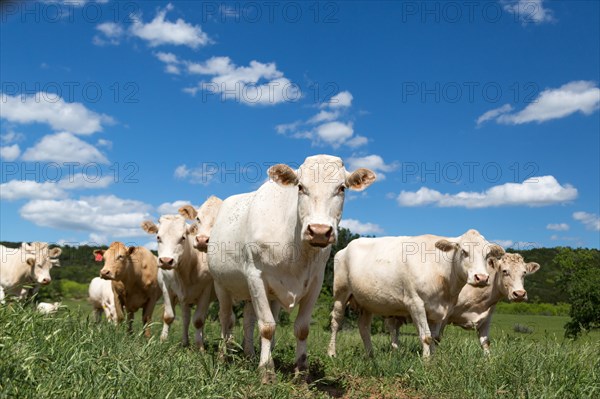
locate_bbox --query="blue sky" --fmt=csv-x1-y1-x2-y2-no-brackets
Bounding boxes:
1,0,599,250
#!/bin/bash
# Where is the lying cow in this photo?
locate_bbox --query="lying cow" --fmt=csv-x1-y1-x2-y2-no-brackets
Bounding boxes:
141,197,222,349
386,252,540,354
208,154,376,382
96,242,162,337
1,242,61,303
88,277,119,323
327,230,504,358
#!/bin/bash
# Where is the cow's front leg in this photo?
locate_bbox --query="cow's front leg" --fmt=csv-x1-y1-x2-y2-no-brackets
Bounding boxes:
161,293,176,341
126,310,134,334
193,288,212,351
477,313,493,355
358,309,374,357
246,271,277,384
293,275,323,380
181,303,192,347
214,283,235,359
408,301,432,358
142,298,158,338
243,301,256,356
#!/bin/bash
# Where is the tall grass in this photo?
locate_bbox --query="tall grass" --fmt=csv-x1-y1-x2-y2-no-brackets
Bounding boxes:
1,302,598,398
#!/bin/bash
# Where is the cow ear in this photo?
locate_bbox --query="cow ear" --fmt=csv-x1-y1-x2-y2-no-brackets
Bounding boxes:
526,262,540,274
269,164,299,186
141,220,158,234
127,246,137,256
26,258,35,266
435,239,459,252
49,247,62,258
488,244,505,259
50,259,61,267
346,168,376,192
178,205,198,221
187,223,198,236
93,250,104,262
22,242,33,251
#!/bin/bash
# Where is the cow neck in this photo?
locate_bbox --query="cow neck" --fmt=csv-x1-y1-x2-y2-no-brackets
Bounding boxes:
484,269,505,307
122,253,144,289
448,250,468,298
175,237,198,279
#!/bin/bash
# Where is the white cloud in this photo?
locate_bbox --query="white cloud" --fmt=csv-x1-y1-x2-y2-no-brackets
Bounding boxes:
546,223,569,231
396,176,577,208
144,241,158,251
20,195,153,238
96,138,112,149
315,121,354,148
476,104,513,126
321,91,353,109
1,131,25,144
308,110,340,124
492,239,514,248
340,219,383,235
22,132,108,164
157,200,192,215
174,165,214,185
185,57,298,106
346,155,399,180
503,0,555,25
0,93,113,135
154,52,182,74
1,175,112,202
93,22,124,46
573,211,600,231
0,144,20,161
477,81,600,126
130,3,211,48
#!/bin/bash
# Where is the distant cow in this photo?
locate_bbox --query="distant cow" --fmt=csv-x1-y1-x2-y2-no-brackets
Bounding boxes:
88,277,119,323
327,230,504,358
386,252,540,354
1,242,62,303
96,242,162,337
36,301,61,315
141,196,222,349
208,154,376,382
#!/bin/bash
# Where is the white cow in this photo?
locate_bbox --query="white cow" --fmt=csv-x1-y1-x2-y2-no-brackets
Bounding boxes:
386,252,540,354
0,242,62,303
208,154,375,382
36,301,61,315
327,230,505,358
88,277,118,323
142,198,221,349
178,196,223,252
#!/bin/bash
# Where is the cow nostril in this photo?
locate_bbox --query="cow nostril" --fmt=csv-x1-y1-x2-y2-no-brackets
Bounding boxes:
324,226,333,238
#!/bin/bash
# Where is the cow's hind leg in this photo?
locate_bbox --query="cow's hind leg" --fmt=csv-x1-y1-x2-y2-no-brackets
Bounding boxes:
243,301,256,356
358,309,374,357
182,303,192,347
215,283,235,359
327,290,351,357
193,288,212,351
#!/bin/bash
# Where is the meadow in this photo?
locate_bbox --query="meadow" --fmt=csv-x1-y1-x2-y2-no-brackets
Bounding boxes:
1,299,598,399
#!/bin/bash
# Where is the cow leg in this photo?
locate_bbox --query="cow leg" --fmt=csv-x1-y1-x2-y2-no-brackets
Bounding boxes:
127,311,134,334
243,301,256,356
477,314,493,355
293,276,323,380
385,317,402,350
193,288,212,351
142,298,158,338
429,321,443,355
270,300,281,352
408,302,432,358
214,283,235,358
181,303,192,347
94,308,103,323
247,274,277,384
161,293,176,341
358,309,374,357
327,290,351,357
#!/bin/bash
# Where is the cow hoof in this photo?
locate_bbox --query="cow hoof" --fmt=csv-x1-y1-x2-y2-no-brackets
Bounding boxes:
391,343,399,350
260,369,276,384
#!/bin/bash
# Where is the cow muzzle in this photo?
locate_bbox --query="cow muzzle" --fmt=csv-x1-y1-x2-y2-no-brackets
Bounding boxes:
159,257,175,269
40,278,51,285
472,273,489,287
100,269,113,280
306,224,334,248
511,290,527,302
195,235,209,252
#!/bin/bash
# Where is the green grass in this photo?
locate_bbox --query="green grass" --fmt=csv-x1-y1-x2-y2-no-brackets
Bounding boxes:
1,300,598,399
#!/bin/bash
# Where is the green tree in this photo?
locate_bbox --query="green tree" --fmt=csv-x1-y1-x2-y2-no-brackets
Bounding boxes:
554,247,600,338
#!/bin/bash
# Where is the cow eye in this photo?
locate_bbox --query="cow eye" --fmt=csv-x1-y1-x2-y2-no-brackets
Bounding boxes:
181,236,186,241
298,184,305,194
337,185,346,195
503,269,510,276
157,236,161,242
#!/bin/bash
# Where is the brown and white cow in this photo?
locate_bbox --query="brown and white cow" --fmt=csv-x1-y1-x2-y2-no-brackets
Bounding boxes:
208,155,376,382
0,242,61,303
142,198,221,349
96,242,162,337
386,252,540,354
327,230,504,358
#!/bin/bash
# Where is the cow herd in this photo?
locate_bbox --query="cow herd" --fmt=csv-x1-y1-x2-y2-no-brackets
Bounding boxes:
0,154,541,383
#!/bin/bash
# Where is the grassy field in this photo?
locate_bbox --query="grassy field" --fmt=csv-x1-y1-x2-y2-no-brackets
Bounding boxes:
1,299,598,399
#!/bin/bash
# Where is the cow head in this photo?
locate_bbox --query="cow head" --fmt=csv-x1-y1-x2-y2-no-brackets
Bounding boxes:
178,196,223,252
269,155,376,248
97,242,136,280
491,252,540,302
435,229,504,287
22,242,62,285
141,215,197,269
